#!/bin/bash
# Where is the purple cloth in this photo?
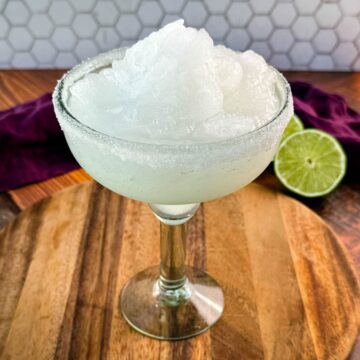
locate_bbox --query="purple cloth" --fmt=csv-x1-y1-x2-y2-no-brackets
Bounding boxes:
0,81,359,191
291,81,360,180
0,94,79,191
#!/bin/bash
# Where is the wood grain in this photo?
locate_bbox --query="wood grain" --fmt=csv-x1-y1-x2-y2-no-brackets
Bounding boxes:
0,181,358,359
1,70,360,357
0,70,65,110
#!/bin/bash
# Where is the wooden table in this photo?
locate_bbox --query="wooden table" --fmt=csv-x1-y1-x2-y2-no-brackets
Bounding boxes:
0,70,359,359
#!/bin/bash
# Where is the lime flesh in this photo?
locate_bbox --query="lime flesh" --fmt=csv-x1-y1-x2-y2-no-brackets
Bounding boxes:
274,129,346,197
281,114,304,143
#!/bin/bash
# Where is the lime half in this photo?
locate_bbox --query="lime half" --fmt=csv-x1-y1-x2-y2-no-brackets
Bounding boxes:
281,114,304,143
274,129,346,197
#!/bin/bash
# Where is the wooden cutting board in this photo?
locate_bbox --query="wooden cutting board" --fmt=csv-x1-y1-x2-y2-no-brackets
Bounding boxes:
0,181,359,360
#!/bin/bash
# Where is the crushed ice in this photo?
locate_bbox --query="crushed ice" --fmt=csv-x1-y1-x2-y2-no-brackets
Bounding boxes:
67,20,281,144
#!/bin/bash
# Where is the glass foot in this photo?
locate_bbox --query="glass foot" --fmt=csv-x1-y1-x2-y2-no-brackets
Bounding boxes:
120,266,224,340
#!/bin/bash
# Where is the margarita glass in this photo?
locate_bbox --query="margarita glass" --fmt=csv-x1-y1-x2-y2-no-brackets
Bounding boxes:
53,48,293,340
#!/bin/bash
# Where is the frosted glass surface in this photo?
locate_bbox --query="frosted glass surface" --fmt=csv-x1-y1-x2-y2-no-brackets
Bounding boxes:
53,26,293,204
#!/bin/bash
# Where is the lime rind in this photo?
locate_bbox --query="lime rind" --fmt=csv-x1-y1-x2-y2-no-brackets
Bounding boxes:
274,129,347,197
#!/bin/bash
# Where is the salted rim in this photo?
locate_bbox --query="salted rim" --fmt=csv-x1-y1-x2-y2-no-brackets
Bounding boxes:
53,48,293,151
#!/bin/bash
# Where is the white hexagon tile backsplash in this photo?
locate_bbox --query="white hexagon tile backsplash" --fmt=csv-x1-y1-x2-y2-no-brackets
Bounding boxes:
0,0,359,70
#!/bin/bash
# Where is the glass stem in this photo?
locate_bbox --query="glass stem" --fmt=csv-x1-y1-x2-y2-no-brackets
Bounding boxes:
159,222,186,291
150,203,199,305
